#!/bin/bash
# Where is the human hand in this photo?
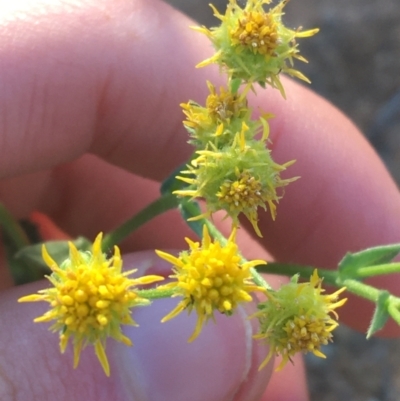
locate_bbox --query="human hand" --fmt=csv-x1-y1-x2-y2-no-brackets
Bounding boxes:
0,0,400,400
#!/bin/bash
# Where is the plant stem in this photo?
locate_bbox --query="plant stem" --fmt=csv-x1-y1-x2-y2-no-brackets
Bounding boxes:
353,263,400,278
388,302,400,325
257,262,382,303
339,278,381,303
257,263,337,284
102,193,179,250
138,287,175,299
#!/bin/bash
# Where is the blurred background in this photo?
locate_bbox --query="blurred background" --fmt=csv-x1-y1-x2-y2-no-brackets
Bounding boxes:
164,1,400,400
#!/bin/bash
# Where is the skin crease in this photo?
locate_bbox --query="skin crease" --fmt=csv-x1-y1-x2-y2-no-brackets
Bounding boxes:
0,0,398,400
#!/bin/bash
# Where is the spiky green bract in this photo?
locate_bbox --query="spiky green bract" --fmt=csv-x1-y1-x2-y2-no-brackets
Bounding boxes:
181,81,264,149
175,132,296,236
254,270,347,370
194,0,318,96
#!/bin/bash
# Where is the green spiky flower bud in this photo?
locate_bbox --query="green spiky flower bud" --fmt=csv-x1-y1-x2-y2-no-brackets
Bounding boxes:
254,270,347,370
194,0,319,97
181,81,264,149
175,131,296,236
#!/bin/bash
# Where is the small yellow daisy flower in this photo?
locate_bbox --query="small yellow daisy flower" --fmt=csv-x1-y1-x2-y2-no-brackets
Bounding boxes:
254,270,347,370
155,225,265,341
175,131,297,236
181,81,252,148
194,0,319,96
18,233,164,376
216,168,283,236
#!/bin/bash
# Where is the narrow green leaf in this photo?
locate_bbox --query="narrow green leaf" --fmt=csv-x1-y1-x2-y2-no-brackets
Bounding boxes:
338,244,400,277
160,162,189,195
179,201,203,238
15,237,92,270
5,251,46,286
366,291,391,338
102,193,179,249
229,78,242,94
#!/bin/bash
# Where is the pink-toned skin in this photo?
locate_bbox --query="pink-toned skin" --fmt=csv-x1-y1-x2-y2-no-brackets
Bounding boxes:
0,0,399,400
0,252,273,401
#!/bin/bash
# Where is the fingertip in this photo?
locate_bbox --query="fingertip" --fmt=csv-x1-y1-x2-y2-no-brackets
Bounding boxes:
0,0,209,179
113,297,272,401
260,354,309,401
5,251,273,401
0,283,123,400
114,252,273,401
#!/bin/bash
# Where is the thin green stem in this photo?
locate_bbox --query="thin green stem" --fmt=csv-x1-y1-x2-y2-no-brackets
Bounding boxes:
257,262,382,303
353,263,400,278
138,288,175,300
250,266,271,290
257,263,337,285
388,302,400,325
102,193,179,250
339,278,381,303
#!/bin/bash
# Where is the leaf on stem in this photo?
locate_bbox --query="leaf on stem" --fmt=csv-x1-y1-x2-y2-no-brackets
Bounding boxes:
160,162,194,195
338,244,400,278
229,78,242,94
366,290,391,338
179,201,203,238
15,237,92,273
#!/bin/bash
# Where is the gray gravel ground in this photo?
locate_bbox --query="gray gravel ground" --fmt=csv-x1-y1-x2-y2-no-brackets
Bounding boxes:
164,1,400,400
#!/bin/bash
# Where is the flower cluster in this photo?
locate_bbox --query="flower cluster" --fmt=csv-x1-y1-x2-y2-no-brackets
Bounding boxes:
254,270,347,370
18,233,163,376
159,0,326,348
16,0,349,379
177,81,297,236
156,225,265,341
181,81,251,149
194,0,318,95
173,0,317,236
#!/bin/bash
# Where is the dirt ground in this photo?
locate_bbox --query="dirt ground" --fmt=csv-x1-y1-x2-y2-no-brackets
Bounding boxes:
164,1,400,400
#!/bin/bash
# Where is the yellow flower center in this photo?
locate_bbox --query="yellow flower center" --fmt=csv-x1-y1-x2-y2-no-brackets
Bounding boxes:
255,270,347,371
282,314,334,356
19,233,163,376
217,171,266,213
230,11,279,55
206,85,247,123
156,225,265,341
178,237,252,315
53,262,137,335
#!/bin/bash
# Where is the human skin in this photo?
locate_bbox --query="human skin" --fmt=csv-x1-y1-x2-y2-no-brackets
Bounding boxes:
0,0,399,400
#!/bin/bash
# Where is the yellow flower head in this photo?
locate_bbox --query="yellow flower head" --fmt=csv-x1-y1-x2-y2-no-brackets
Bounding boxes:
175,132,297,236
194,0,319,96
254,270,347,370
181,81,252,148
156,225,265,341
18,233,163,376
216,168,282,236
206,81,247,122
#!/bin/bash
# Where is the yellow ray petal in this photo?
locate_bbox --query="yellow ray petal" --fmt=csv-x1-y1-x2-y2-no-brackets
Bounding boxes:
73,340,84,368
95,341,110,377
42,245,59,270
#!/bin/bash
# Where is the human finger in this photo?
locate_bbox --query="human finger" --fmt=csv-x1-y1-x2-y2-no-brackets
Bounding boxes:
1,0,398,337
1,251,272,401
17,207,308,401
0,0,206,179
260,355,309,401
